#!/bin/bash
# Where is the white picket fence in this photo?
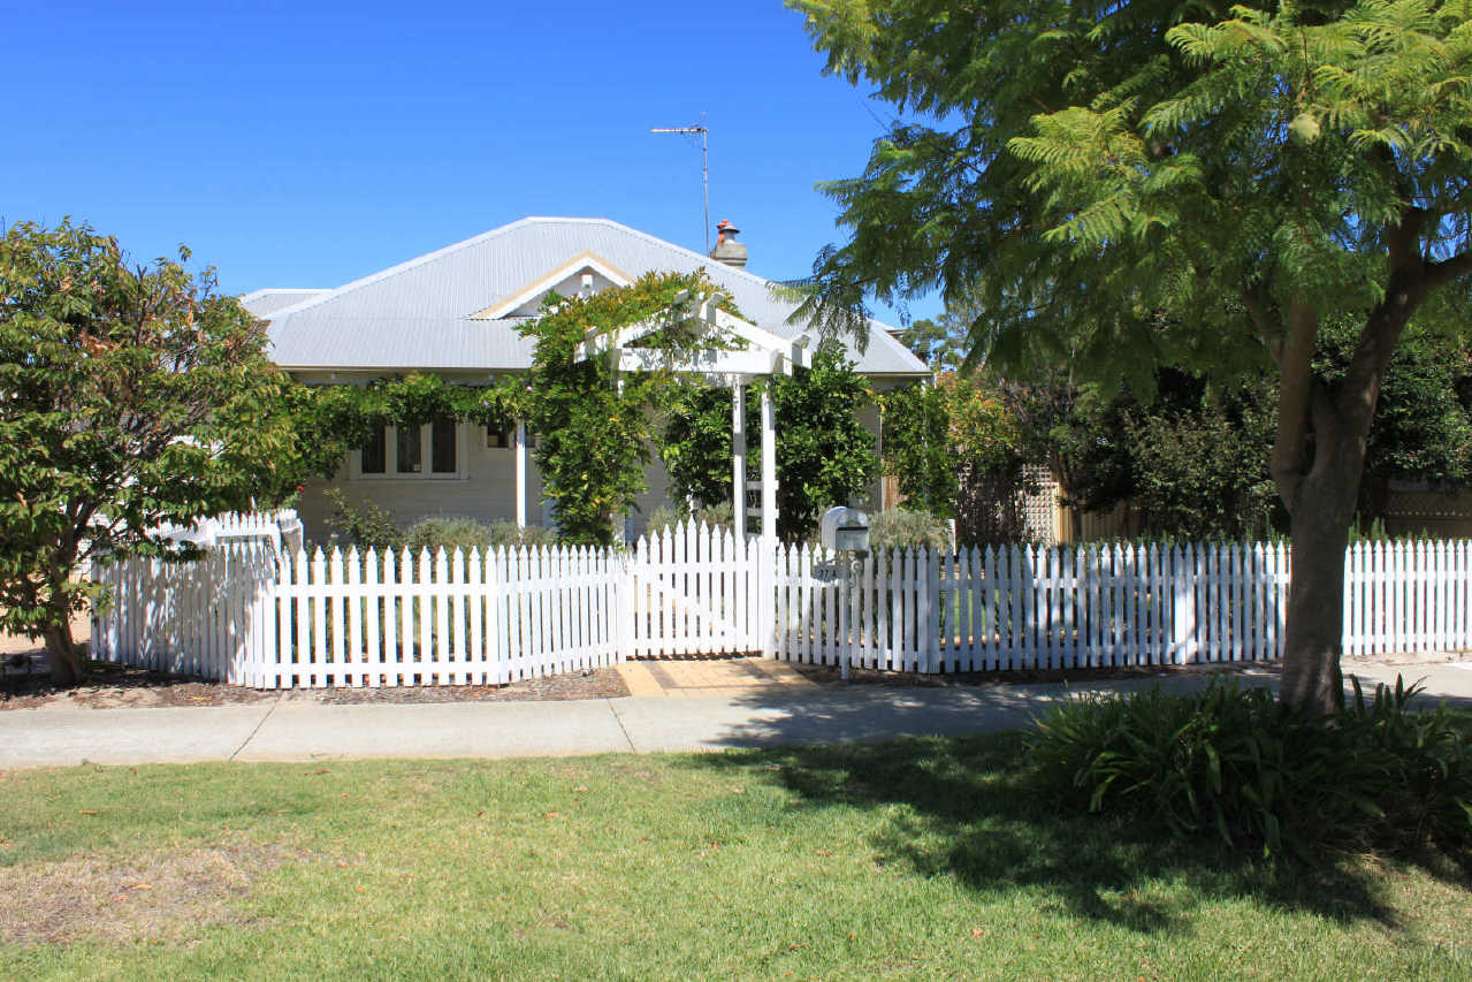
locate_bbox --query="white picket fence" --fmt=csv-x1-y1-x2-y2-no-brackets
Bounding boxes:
629,527,762,656
91,527,1472,688
772,539,1472,671
158,508,303,551
92,542,625,689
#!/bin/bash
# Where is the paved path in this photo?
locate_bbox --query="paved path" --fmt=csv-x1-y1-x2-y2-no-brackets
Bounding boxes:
0,660,1466,770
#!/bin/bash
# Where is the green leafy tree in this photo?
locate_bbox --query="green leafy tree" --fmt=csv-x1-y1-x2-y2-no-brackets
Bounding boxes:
659,355,880,539
765,346,880,539
659,381,736,510
790,0,1472,714
1320,313,1472,518
881,372,1028,542
897,308,973,371
1125,378,1284,540
878,381,956,516
0,221,301,684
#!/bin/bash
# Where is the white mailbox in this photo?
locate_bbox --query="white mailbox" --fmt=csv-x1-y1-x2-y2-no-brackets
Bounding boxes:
820,506,870,555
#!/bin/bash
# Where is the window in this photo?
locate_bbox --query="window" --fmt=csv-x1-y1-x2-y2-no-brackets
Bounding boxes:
488,423,534,449
353,421,463,480
431,417,457,473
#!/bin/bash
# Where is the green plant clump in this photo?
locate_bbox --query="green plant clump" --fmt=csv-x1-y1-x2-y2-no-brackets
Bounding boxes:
322,489,404,551
644,501,735,536
322,493,554,553
406,516,554,553
1028,678,1472,859
868,508,952,551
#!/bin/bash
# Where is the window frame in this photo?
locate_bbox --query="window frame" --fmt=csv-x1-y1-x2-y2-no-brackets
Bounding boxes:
350,420,466,481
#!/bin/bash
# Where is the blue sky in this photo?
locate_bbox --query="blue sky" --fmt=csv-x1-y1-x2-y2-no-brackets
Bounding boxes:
3,1,936,322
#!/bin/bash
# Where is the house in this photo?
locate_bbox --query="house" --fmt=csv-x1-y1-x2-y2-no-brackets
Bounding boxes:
241,216,930,540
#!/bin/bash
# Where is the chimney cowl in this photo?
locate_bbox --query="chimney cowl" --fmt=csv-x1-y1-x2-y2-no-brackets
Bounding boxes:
709,219,748,268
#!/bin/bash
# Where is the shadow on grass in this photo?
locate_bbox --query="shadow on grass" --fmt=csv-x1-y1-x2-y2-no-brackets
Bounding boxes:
687,698,1469,937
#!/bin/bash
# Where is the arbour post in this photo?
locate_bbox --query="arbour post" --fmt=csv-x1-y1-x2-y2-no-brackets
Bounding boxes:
731,380,747,542
758,385,778,656
514,419,528,529
760,385,777,544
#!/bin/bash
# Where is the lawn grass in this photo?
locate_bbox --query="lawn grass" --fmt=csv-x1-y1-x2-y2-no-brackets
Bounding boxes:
1,734,1468,979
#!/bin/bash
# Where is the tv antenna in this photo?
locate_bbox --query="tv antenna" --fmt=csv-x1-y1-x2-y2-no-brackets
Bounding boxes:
650,122,710,251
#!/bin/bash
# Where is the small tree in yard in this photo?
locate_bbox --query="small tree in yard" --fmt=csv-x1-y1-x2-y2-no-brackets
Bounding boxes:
0,221,301,684
790,0,1472,714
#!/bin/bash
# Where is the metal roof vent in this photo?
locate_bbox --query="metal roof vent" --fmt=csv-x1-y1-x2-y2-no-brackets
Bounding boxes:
709,219,748,269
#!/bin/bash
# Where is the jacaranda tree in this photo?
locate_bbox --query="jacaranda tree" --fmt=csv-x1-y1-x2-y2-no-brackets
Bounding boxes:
0,221,301,684
789,0,1472,713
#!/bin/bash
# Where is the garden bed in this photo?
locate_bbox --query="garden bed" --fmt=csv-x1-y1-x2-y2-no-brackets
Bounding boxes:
1,660,628,710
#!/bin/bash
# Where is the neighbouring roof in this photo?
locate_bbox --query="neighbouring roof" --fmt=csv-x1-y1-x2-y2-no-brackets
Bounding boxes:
255,217,929,377
239,288,330,318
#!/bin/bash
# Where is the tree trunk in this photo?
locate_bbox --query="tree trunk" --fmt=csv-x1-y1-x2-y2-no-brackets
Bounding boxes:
1280,491,1353,714
43,619,83,687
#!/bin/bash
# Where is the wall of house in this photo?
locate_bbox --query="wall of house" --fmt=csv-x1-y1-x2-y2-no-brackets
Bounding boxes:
297,421,548,543
297,391,892,544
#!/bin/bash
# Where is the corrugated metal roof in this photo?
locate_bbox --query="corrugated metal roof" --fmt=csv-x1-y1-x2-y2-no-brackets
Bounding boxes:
264,217,929,376
240,288,329,317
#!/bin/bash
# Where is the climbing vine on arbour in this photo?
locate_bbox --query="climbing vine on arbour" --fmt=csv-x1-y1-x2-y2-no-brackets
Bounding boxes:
289,272,877,546
516,270,740,546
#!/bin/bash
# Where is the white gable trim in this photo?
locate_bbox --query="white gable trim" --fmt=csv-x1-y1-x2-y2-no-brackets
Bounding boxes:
576,296,810,378
470,251,633,320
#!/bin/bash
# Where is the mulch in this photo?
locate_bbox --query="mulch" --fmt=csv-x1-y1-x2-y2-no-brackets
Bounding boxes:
312,668,629,704
1,660,276,711
1,658,629,710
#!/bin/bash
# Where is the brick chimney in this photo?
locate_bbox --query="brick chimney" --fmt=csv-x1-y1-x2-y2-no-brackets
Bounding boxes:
709,219,748,269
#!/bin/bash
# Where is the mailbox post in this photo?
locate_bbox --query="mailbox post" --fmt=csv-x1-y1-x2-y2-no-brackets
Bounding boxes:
819,506,870,681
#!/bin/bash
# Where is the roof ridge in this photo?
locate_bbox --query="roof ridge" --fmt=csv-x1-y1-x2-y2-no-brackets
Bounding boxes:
265,216,801,323
251,216,924,372
578,216,804,294
263,217,551,321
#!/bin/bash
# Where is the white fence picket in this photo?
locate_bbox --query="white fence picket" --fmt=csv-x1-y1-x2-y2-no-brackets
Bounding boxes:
91,524,1472,689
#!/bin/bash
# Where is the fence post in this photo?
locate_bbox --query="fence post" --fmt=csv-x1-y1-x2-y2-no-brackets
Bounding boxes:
1170,545,1191,665
921,546,939,673
759,538,777,658
617,544,634,662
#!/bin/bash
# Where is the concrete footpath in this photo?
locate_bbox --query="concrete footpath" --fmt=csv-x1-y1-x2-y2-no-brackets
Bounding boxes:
0,660,1466,770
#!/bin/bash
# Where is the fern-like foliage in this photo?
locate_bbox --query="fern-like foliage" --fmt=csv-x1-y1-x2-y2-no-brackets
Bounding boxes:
789,0,1472,390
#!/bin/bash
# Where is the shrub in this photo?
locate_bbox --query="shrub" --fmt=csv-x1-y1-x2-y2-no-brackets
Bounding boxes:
644,501,735,536
405,516,556,554
486,521,555,548
1027,677,1472,859
405,516,492,554
323,489,404,551
869,509,952,551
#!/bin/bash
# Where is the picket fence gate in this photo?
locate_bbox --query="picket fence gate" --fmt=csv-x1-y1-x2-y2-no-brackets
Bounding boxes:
91,526,1472,689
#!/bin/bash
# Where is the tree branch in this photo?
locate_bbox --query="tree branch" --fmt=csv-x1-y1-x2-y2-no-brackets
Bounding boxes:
1241,282,1277,358
1270,301,1319,511
1425,250,1472,291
